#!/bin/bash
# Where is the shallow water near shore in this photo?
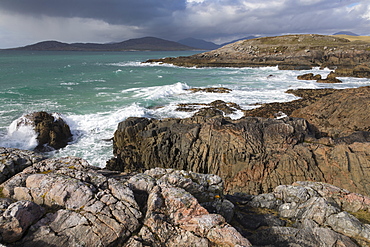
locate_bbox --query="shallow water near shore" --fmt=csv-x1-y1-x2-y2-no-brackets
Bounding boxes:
1,50,369,167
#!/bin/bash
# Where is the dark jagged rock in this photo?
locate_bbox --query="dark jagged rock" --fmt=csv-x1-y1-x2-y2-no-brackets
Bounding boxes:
0,157,250,247
335,64,370,78
297,73,322,80
19,112,73,151
176,100,241,117
186,87,232,93
109,86,370,196
316,71,342,83
108,115,370,196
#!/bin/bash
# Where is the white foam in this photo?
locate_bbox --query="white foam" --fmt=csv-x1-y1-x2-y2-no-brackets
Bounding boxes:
125,82,191,100
55,103,149,167
0,116,38,150
108,61,177,68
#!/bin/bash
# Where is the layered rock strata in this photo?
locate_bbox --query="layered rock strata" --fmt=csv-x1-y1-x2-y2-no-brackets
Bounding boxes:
108,86,370,196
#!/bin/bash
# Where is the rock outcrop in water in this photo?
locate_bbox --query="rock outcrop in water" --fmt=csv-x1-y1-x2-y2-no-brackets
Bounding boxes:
108,86,370,196
145,34,370,77
16,112,73,152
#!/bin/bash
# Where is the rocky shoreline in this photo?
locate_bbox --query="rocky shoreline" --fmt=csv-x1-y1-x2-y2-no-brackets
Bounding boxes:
1,34,370,245
1,84,368,246
145,34,370,78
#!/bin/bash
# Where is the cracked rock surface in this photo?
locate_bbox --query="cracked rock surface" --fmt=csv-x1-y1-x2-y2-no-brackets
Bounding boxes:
0,151,250,247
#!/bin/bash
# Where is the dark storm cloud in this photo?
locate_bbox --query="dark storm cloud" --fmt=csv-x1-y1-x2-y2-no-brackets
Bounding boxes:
0,0,369,48
0,0,186,25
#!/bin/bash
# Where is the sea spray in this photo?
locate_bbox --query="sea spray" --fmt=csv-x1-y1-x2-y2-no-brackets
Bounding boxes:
2,116,38,150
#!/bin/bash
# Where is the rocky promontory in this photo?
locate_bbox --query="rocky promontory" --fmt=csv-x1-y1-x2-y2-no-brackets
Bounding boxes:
146,34,370,77
108,86,370,197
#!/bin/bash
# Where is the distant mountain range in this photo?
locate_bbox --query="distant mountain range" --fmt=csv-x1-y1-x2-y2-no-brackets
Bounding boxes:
8,33,362,52
9,37,197,51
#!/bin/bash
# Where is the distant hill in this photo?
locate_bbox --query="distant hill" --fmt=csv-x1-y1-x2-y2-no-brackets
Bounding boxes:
10,37,197,51
333,31,359,36
177,38,221,50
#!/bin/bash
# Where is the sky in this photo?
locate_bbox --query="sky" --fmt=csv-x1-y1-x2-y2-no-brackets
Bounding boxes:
0,0,369,48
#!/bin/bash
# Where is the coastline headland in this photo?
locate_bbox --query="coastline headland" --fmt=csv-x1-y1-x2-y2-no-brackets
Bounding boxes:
146,34,370,78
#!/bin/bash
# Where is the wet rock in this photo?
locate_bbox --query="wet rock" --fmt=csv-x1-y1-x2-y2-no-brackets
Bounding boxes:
176,100,241,117
109,105,370,196
335,64,370,78
297,73,322,80
316,71,342,83
186,87,232,93
18,112,73,151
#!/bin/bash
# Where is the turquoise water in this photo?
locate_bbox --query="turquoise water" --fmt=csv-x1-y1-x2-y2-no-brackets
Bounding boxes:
1,50,369,166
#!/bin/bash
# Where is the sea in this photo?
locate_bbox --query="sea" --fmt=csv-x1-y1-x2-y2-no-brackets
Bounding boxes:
1,50,369,167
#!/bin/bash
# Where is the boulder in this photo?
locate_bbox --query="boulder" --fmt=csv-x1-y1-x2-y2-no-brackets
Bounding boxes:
0,156,250,246
18,112,73,152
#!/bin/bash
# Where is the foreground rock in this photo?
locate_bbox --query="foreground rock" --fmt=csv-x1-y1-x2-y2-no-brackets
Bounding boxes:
0,147,45,184
145,34,370,76
0,154,250,246
1,150,369,246
231,181,370,246
14,112,73,152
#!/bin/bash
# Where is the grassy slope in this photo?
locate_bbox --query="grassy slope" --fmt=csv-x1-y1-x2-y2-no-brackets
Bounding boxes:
333,34,370,43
